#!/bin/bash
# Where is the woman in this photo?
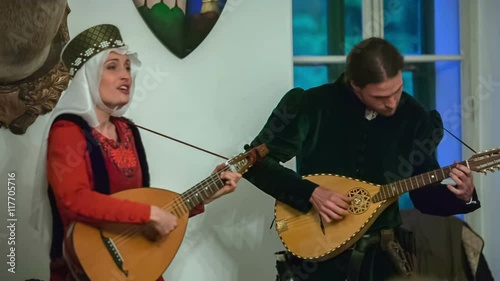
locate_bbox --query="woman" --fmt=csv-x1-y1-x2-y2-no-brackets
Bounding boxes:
42,24,241,281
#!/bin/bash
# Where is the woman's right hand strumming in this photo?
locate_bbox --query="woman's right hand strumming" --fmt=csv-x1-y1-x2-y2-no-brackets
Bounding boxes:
143,205,178,241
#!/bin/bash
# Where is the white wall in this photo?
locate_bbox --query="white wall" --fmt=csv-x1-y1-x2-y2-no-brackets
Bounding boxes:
463,0,500,278
0,0,293,280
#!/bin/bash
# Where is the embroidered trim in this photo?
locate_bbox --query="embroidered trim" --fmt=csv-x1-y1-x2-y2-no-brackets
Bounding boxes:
92,119,137,177
68,39,124,76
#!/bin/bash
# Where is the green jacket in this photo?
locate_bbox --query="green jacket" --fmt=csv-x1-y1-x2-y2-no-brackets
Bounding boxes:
243,74,480,280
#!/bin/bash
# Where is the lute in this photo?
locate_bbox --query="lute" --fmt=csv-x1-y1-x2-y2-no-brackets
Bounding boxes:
64,144,269,281
274,147,500,261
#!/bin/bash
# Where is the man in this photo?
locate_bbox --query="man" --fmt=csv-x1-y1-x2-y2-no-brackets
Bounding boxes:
243,37,480,281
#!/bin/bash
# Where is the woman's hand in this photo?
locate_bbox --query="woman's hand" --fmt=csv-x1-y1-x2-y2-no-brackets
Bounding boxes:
144,205,178,241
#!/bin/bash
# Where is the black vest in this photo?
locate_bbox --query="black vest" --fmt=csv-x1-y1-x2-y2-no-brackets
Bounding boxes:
47,114,150,260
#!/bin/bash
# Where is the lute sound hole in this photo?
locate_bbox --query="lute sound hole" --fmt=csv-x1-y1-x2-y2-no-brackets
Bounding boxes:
346,188,370,214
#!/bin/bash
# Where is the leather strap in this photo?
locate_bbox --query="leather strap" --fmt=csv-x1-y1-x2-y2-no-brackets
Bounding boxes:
347,233,381,281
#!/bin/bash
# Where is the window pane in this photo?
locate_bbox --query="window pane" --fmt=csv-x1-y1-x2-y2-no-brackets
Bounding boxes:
435,61,462,166
292,0,328,56
293,64,346,90
383,0,460,55
293,66,328,90
402,71,415,96
343,0,363,54
292,0,362,56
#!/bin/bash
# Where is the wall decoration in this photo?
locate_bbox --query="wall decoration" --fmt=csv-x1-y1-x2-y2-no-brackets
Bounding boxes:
134,0,227,58
0,1,71,135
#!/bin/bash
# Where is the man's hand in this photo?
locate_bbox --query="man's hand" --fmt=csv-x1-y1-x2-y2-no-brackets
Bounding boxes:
446,161,475,202
309,186,353,223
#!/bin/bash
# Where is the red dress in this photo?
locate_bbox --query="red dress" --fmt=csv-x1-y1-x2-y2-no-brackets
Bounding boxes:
47,117,203,281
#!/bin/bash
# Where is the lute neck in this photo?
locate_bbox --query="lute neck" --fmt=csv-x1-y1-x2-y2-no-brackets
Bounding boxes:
167,166,231,217
372,161,466,203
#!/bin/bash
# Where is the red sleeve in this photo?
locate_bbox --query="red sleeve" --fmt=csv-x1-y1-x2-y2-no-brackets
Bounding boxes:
189,203,205,217
47,121,151,225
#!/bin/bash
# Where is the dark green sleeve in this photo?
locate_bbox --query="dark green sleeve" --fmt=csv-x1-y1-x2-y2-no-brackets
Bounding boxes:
243,88,318,213
409,110,480,215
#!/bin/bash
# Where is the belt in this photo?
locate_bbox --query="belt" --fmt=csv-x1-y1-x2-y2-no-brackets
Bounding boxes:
274,228,413,281
347,227,416,281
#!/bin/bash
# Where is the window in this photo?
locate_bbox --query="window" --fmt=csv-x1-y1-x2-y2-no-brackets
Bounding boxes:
292,0,464,212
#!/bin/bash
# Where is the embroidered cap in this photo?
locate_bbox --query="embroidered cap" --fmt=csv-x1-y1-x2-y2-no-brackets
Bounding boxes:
61,24,125,77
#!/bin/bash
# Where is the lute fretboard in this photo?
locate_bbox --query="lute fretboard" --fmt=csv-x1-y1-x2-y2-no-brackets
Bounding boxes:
167,167,230,216
372,161,465,202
